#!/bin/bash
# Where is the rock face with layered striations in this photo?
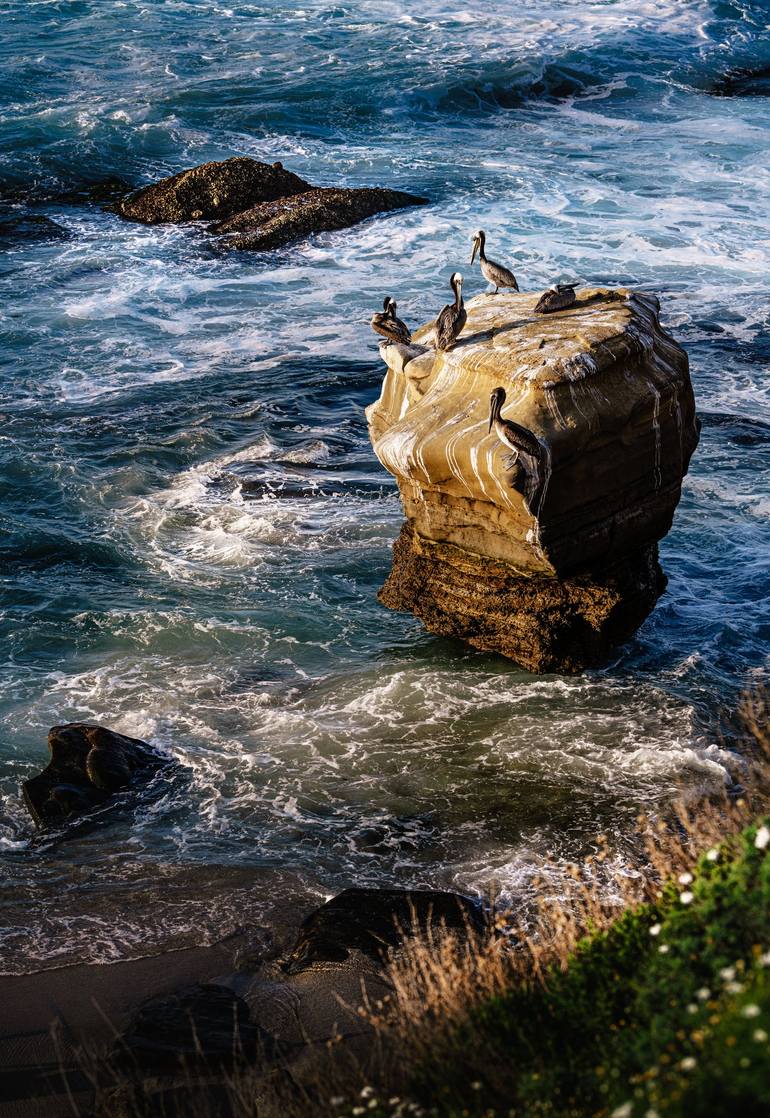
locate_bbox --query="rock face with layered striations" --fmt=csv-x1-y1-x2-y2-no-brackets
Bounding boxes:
367,288,699,672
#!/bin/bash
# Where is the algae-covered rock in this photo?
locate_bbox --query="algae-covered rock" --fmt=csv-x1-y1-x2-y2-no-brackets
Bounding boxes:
367,288,699,671
114,157,311,224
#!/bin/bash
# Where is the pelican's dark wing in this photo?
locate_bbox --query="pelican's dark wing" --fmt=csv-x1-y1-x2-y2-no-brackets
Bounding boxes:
534,286,576,314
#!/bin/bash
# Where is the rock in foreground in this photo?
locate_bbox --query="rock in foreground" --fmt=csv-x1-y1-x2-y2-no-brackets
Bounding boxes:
22,722,166,827
367,288,699,672
113,156,427,249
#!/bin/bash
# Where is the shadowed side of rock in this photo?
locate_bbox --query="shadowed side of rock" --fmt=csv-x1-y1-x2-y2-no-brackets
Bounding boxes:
380,524,667,674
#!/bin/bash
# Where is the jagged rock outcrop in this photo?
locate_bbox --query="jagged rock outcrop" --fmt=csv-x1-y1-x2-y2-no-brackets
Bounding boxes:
367,288,699,672
210,186,428,251
113,156,427,249
22,722,166,827
114,157,311,224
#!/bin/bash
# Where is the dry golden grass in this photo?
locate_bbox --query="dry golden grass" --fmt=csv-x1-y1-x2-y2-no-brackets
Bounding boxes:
365,683,770,1090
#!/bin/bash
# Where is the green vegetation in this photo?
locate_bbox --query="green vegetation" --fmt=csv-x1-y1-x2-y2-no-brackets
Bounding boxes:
356,819,770,1118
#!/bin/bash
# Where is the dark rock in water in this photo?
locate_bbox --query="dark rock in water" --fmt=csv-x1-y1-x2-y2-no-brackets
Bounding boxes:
0,213,71,248
22,722,165,827
210,186,429,251
710,65,770,97
114,157,312,224
284,887,483,974
112,156,428,249
118,983,264,1072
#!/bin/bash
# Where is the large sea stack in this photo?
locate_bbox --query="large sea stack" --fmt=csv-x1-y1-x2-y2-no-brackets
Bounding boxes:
367,289,699,672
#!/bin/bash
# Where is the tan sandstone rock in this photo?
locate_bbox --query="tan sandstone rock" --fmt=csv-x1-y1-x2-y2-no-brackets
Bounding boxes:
367,288,699,672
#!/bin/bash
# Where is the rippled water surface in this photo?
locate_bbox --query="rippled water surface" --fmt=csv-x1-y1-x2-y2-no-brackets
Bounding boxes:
1,0,769,972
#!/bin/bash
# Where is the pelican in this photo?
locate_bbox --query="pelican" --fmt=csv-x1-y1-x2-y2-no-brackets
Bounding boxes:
488,387,542,464
370,296,411,345
534,283,576,314
470,230,519,294
435,272,467,351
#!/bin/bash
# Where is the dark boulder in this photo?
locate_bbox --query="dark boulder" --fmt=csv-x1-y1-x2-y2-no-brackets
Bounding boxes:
209,186,428,251
118,983,265,1072
284,887,484,974
22,722,165,827
113,157,312,224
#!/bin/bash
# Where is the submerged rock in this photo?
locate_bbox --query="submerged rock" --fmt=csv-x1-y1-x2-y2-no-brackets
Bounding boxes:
114,156,311,224
113,156,428,248
210,186,428,251
22,722,166,827
367,288,699,672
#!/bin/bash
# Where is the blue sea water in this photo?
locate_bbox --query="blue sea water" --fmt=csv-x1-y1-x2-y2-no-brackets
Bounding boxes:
1,0,769,972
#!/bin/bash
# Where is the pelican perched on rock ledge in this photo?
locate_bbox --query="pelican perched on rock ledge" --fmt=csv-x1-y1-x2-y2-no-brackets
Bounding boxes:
470,230,519,294
434,272,467,351
370,296,411,345
534,283,576,314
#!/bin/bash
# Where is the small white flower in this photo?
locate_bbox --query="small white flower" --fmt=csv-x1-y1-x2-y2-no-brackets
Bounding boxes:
726,981,744,994
678,872,693,885
706,848,719,861
696,987,711,1000
753,1028,768,1042
361,1088,374,1099
759,951,770,967
658,943,670,954
368,1102,378,1111
330,1099,345,1109
680,891,694,905
742,1004,761,1018
352,1109,366,1116
645,1110,660,1118
471,1081,482,1091
611,1104,633,1118
649,923,662,937
720,966,736,982
687,1003,698,1014
755,825,770,850
680,1056,697,1071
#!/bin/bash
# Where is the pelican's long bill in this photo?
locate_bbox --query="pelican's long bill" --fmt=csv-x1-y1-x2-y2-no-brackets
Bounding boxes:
470,236,479,265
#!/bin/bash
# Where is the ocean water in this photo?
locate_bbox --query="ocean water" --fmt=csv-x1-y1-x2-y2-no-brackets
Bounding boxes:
1,0,769,973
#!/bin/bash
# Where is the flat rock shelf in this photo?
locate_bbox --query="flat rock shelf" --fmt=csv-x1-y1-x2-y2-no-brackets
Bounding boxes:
367,288,699,672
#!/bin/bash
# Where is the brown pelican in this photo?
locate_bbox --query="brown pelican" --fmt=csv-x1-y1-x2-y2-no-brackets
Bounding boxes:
435,272,467,351
534,283,576,314
370,296,411,345
489,387,542,463
470,230,519,294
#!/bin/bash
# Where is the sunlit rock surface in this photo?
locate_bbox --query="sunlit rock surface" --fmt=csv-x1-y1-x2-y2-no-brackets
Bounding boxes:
367,288,699,672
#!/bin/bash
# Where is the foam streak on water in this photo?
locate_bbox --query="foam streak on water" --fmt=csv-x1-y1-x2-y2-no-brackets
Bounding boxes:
1,0,769,972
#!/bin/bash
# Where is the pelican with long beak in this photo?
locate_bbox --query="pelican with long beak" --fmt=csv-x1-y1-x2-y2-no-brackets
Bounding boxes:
488,387,542,463
434,272,467,351
534,283,576,314
370,295,412,345
470,230,519,294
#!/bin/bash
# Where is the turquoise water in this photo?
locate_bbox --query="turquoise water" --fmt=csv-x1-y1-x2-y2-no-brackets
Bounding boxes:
1,0,769,971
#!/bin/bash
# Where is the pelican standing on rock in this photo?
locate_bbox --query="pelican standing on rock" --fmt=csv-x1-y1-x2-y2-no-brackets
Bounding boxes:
488,387,542,464
470,230,519,294
435,272,467,351
534,283,576,314
370,296,412,345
